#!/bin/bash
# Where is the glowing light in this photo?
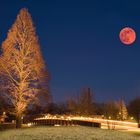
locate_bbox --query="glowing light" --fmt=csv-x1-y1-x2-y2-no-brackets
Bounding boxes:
130,117,134,120
61,116,64,119
54,124,61,126
3,112,6,115
27,123,32,127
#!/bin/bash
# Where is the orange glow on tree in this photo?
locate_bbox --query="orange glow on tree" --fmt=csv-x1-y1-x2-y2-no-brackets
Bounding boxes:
0,8,49,128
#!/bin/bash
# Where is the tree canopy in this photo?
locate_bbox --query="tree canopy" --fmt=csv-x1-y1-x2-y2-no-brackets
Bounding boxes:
0,8,49,128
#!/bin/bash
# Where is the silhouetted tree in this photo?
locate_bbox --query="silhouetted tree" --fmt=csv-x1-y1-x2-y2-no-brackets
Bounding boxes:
67,88,95,116
95,103,104,116
27,104,43,115
44,103,68,115
67,98,77,114
103,100,119,120
78,88,95,115
128,97,140,127
0,8,48,128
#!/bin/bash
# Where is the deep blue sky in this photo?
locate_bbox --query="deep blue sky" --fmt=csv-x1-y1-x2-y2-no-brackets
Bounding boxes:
0,0,140,103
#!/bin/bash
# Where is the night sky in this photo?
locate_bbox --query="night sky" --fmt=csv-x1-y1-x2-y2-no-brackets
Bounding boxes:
0,0,140,103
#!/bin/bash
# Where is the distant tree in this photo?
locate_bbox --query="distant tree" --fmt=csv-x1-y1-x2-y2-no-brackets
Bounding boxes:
67,98,77,114
58,103,69,114
0,8,49,128
77,88,95,115
103,100,119,120
118,99,128,120
27,104,43,115
95,103,104,116
44,103,68,115
67,88,95,116
45,103,59,114
128,97,140,127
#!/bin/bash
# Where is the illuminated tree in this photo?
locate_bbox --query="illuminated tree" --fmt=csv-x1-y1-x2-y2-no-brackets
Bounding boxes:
0,8,49,128
118,99,128,120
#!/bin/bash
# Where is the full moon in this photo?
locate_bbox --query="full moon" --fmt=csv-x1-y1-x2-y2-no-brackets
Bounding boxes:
119,27,136,45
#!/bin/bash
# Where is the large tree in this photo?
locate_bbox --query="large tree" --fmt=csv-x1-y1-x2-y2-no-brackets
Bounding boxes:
0,8,49,128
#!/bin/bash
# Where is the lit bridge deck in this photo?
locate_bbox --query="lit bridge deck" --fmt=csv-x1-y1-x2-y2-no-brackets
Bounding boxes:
31,115,138,129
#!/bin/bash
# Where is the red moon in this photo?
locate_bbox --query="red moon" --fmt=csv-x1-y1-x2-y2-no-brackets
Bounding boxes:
119,27,136,45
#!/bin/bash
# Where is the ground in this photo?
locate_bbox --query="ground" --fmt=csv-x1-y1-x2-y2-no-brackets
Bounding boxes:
0,126,139,140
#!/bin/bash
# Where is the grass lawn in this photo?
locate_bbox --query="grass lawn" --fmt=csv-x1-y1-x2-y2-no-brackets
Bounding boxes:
0,126,139,140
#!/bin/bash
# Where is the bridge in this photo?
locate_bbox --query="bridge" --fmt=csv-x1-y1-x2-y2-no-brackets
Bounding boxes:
31,114,138,130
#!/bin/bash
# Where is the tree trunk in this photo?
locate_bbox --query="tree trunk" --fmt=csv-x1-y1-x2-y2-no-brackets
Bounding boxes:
16,115,22,128
138,118,140,128
137,115,140,128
